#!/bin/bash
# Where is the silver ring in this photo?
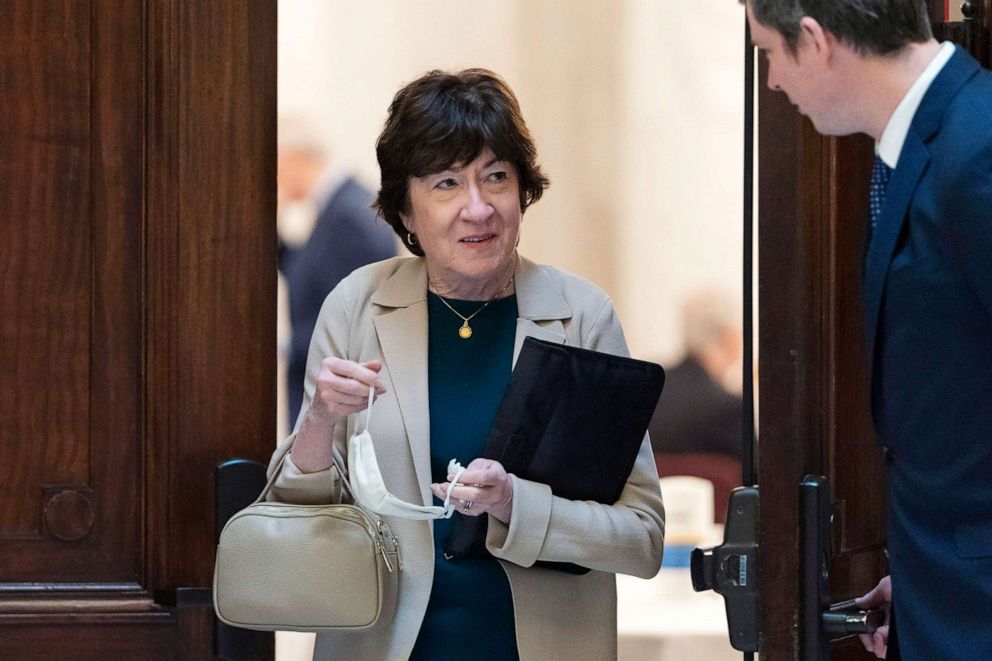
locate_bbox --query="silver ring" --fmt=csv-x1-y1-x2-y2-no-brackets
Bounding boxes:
462,500,473,510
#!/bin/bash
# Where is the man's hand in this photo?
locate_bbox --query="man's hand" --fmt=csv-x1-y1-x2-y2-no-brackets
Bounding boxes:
855,575,892,659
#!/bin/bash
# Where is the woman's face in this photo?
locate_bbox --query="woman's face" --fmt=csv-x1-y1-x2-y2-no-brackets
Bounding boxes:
401,148,522,298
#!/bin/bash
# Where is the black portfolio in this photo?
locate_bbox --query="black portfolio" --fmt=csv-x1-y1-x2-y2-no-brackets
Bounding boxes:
445,336,665,574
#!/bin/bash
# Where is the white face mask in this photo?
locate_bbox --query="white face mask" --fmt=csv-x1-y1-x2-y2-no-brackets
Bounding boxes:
348,387,466,520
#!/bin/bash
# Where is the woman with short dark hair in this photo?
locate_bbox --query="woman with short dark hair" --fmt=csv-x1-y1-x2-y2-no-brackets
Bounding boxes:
269,68,665,661
374,69,549,258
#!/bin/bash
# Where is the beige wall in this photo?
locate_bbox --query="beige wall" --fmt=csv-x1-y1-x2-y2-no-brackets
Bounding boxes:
277,1,743,654
616,0,745,361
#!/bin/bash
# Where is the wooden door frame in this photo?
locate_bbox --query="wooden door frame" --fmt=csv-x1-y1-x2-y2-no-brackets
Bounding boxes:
755,88,889,659
0,2,277,658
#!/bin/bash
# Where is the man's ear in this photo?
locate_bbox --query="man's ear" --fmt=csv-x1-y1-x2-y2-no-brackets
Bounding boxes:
798,16,834,62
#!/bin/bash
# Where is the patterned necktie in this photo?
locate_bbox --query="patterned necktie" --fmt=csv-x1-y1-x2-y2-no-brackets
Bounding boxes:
869,155,894,233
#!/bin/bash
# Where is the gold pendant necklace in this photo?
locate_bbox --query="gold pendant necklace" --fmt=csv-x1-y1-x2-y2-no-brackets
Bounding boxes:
429,275,515,340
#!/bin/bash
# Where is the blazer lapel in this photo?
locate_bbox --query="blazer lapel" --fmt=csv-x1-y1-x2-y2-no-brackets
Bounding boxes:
863,132,930,365
512,255,572,362
863,47,979,369
513,318,566,364
371,261,434,507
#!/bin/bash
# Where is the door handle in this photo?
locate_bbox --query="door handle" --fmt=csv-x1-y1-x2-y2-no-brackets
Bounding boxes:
801,475,884,659
690,485,760,652
691,478,884,656
822,599,886,637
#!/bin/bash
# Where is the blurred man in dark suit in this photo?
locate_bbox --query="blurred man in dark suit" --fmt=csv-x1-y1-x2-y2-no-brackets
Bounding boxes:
746,2,992,658
649,289,743,461
278,117,396,430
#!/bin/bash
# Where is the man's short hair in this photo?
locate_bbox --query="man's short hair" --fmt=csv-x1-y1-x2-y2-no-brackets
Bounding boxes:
744,0,933,56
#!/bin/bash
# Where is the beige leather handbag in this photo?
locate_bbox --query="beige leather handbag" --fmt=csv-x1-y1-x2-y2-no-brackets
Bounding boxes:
213,443,401,632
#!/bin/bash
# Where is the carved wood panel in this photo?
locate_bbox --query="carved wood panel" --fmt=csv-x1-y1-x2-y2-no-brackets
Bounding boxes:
1,1,276,657
0,0,142,584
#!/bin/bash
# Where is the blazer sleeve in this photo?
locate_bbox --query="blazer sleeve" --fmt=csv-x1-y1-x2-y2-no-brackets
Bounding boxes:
485,298,666,578
266,286,353,505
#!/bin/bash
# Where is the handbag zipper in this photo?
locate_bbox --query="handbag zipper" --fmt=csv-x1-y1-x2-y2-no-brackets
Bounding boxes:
316,507,396,573
346,509,398,574
376,519,403,573
378,540,394,572
392,536,404,571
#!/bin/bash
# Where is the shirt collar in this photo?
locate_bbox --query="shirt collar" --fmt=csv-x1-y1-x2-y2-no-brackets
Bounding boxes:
876,41,955,168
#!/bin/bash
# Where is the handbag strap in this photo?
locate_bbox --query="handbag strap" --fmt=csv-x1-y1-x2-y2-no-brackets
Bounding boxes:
330,439,356,502
253,387,377,506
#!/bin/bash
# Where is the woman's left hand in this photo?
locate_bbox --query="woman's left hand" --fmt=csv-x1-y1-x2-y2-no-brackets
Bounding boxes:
431,459,514,524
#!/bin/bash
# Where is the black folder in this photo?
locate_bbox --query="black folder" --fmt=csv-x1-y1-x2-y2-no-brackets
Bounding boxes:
444,336,666,574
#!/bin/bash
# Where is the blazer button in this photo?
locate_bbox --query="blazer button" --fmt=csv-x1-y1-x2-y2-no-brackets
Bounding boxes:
882,446,894,465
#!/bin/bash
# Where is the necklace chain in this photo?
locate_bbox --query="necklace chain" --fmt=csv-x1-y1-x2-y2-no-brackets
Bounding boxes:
429,275,515,340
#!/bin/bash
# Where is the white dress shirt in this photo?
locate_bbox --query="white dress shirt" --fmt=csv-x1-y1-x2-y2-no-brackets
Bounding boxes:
876,41,956,168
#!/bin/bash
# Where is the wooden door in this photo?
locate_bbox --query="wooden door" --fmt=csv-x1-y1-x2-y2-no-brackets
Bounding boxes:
754,4,990,659
755,92,888,661
0,2,276,658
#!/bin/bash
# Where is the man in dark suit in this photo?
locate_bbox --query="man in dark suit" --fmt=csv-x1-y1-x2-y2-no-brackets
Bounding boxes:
278,124,396,429
746,1,992,659
650,289,743,461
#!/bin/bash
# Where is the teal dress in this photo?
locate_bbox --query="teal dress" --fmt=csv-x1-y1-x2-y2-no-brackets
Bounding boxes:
409,293,519,661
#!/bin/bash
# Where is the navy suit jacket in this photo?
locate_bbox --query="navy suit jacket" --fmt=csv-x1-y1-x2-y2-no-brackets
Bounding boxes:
863,47,992,660
280,176,396,428
648,356,742,460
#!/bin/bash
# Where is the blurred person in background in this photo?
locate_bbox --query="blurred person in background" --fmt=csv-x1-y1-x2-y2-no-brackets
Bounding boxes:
278,116,397,430
649,289,743,462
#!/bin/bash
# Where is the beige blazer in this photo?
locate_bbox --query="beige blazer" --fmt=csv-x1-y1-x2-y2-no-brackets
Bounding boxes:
269,255,665,661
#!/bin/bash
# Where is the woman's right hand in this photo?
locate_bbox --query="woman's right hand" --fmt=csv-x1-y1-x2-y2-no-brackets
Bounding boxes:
292,358,386,473
307,357,386,428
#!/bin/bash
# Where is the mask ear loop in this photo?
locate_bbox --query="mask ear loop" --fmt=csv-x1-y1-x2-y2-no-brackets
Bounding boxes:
362,384,375,434
441,459,467,518
333,386,376,505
